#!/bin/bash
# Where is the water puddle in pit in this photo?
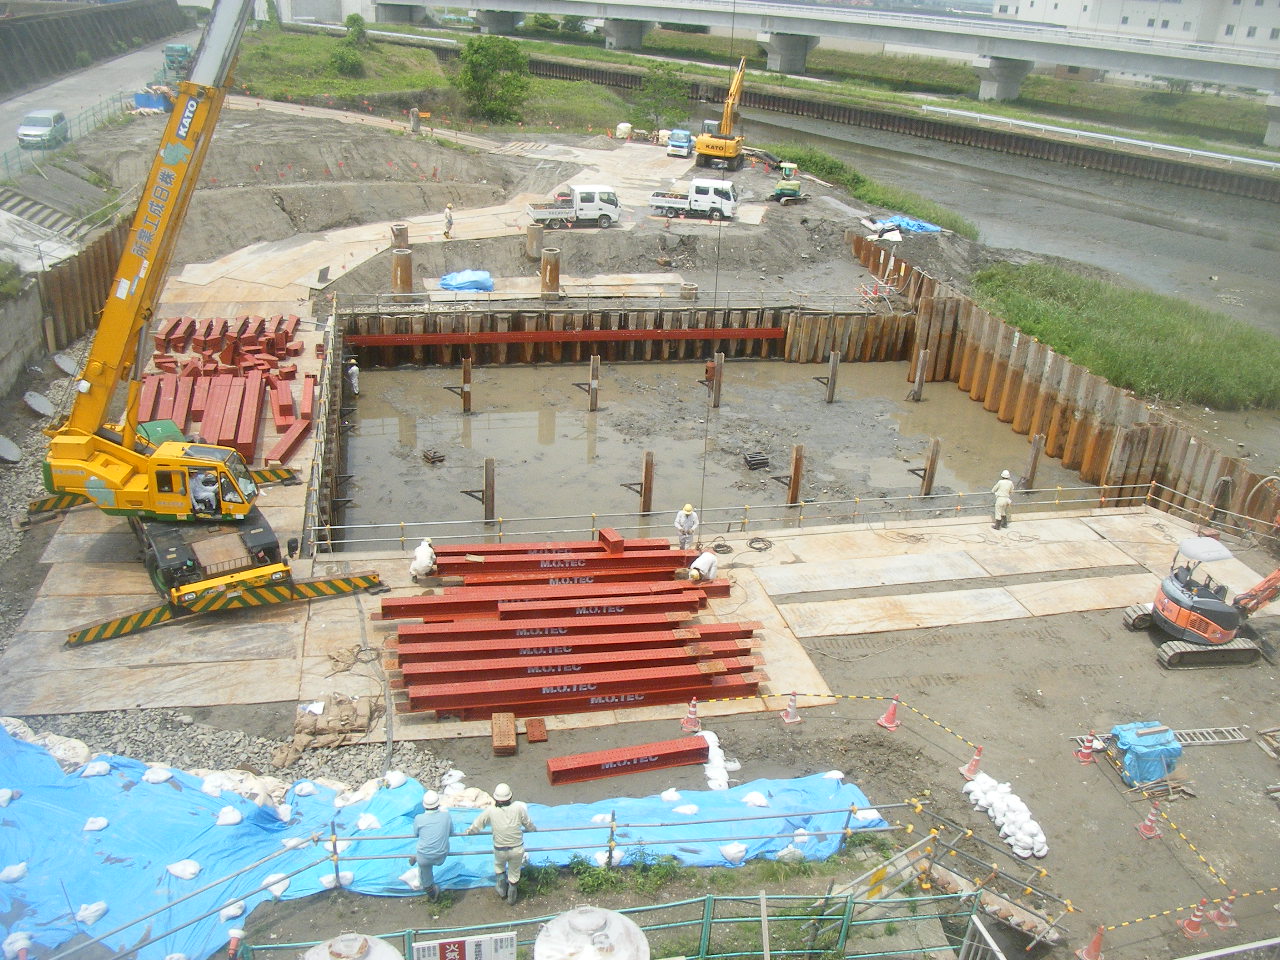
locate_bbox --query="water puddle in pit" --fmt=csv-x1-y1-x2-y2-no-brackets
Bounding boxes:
340,359,1079,538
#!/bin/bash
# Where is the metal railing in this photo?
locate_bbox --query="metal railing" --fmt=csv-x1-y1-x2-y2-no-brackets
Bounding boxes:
1,92,135,182
309,483,1143,553
919,105,1280,171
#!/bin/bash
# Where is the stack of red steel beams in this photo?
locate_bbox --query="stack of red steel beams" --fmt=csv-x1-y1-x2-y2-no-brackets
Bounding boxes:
384,529,766,718
138,315,315,466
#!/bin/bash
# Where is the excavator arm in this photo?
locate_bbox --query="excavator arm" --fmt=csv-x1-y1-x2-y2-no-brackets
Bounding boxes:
720,57,745,135
1233,568,1280,615
40,0,257,522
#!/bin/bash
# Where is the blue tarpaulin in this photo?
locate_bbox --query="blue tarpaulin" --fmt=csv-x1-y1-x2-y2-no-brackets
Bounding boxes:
0,730,885,960
883,215,942,233
439,270,494,291
1111,721,1182,786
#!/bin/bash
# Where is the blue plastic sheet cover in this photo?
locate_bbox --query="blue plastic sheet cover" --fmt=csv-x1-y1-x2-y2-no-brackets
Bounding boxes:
883,215,942,233
439,270,494,291
1110,721,1181,787
1,729,884,960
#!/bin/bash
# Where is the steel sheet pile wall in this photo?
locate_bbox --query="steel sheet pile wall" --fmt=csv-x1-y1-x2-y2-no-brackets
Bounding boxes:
851,234,1280,532
37,221,129,353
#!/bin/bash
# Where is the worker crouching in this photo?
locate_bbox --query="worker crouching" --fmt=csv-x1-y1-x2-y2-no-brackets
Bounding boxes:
409,538,436,583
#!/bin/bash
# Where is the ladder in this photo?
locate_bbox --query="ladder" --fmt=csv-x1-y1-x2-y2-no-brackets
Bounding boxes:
1070,726,1247,748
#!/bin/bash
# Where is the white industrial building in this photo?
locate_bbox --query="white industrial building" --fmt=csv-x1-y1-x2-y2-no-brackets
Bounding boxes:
991,0,1280,51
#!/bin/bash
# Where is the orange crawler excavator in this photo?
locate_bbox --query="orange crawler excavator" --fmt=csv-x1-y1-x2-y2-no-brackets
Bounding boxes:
1123,536,1276,667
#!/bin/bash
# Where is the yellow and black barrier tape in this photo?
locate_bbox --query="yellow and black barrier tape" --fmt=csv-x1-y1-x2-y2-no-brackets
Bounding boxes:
250,467,301,486
67,604,179,646
1107,886,1280,931
29,493,92,514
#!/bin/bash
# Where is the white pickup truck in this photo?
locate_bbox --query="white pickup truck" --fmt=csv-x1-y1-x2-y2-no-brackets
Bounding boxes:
526,184,621,229
649,178,738,220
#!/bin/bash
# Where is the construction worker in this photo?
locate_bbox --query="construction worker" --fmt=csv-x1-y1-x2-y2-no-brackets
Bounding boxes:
991,469,1015,529
409,538,436,583
444,203,453,240
191,470,219,514
687,549,718,583
412,790,451,901
674,503,699,550
346,359,360,397
464,783,536,905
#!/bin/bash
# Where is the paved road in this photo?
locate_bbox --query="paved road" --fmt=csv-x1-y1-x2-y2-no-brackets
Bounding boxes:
0,28,202,148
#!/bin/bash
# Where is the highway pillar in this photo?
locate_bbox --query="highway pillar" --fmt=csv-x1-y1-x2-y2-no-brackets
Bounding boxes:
472,10,517,34
757,32,818,74
1265,93,1280,148
601,18,651,50
971,56,1033,101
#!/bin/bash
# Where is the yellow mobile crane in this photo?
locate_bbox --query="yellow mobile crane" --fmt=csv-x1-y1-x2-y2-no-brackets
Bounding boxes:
32,0,380,645
695,58,746,171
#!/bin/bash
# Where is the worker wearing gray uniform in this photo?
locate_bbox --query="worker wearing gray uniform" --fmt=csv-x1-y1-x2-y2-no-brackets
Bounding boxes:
991,469,1015,529
464,783,536,904
674,503,699,550
412,790,451,901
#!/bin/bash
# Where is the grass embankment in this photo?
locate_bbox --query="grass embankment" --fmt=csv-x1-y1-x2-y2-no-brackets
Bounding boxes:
765,145,979,240
973,263,1280,410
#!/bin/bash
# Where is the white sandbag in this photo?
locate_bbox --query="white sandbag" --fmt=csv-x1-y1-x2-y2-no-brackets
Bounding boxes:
853,808,883,822
742,791,769,808
164,954,189,960
334,779,379,808
31,732,91,771
167,859,200,880
0,718,34,741
724,758,742,772
3,933,33,960
81,760,110,778
263,874,289,898
661,788,682,803
76,902,107,924
83,817,109,832
384,771,407,789
719,842,747,865
705,777,729,791
399,866,422,890
1010,844,1033,860
319,871,354,889
292,781,317,797
441,783,465,796
202,773,235,797
822,770,845,780
215,806,242,826
219,901,245,921
673,804,699,815
275,804,292,823
776,844,805,863
142,766,173,784
324,838,351,855
281,837,308,850
356,813,381,831
792,828,810,844
590,813,612,824
0,863,28,883
592,849,624,867
440,769,466,786
1032,841,1049,858
0,789,17,807
698,730,720,749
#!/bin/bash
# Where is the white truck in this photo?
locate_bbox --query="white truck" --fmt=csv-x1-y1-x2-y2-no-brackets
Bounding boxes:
526,185,621,229
649,178,738,220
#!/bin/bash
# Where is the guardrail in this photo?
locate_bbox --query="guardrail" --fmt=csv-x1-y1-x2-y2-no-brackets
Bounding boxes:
0,92,134,182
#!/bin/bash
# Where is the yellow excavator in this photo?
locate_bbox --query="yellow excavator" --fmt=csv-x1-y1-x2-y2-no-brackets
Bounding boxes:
695,58,746,171
30,0,380,645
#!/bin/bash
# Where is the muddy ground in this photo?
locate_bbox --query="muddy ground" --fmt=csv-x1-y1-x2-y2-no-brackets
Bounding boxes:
4,110,1280,959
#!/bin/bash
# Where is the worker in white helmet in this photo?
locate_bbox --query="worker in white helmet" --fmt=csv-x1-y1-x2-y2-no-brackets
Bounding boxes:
991,469,1015,530
444,202,454,240
687,549,719,583
346,358,360,397
464,783,536,905
674,503,699,550
412,789,452,901
409,538,436,583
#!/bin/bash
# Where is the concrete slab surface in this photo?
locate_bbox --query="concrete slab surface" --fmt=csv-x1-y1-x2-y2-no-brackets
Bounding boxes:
756,550,987,596
1004,572,1161,617
966,538,1136,578
780,585,1031,638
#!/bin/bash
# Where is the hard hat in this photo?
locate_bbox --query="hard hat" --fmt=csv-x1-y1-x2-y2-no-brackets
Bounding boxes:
421,790,440,809
446,203,453,209
493,783,512,802
421,537,432,546
683,504,694,513
689,569,703,582
1001,469,1011,479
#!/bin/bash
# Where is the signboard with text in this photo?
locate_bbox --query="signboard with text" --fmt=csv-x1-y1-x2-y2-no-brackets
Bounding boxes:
412,932,518,960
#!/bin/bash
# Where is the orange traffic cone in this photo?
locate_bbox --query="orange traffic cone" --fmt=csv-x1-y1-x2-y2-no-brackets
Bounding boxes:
1074,730,1101,764
1074,925,1105,960
1208,891,1238,930
227,928,245,960
1135,800,1163,839
958,745,984,780
1177,899,1210,940
876,695,902,731
779,692,803,725
681,697,701,733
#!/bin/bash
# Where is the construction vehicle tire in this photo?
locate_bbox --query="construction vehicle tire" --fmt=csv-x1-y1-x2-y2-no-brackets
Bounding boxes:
709,209,723,221
547,219,564,230
665,207,679,218
597,214,612,229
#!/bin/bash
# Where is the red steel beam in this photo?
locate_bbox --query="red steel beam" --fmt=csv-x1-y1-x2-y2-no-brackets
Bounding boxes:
395,643,725,682
444,670,766,720
380,581,704,620
396,611,683,641
404,661,728,710
347,327,786,347
433,531,668,557
436,549,696,575
547,737,710,785
265,417,313,466
392,626,701,664
495,593,704,620
457,569,730,594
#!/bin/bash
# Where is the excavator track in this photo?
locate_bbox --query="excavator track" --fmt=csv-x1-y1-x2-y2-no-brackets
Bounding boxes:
67,571,384,646
1157,637,1261,669
1122,603,1154,630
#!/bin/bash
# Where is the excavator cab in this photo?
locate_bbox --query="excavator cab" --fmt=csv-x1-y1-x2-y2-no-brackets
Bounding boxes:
1151,537,1240,645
